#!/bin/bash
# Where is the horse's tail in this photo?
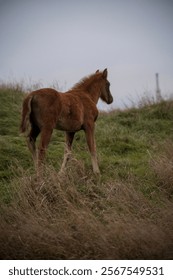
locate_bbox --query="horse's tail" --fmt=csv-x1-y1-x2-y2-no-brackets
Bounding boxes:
20,95,32,134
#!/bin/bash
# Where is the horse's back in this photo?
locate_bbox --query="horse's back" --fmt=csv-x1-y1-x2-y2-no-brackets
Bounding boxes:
30,88,60,104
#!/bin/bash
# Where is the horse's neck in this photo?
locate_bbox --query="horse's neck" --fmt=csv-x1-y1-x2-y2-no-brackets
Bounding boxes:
86,82,101,104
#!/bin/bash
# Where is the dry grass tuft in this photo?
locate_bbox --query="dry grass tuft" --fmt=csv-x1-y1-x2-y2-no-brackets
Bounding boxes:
0,161,173,259
151,140,173,197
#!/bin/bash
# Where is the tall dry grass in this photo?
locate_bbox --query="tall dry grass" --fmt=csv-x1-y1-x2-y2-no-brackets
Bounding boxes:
0,157,173,260
151,140,173,198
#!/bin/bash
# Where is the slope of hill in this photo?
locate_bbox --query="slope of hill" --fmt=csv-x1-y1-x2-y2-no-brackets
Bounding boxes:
0,85,173,259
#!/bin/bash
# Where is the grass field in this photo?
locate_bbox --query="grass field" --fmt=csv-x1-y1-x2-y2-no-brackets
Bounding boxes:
0,84,173,259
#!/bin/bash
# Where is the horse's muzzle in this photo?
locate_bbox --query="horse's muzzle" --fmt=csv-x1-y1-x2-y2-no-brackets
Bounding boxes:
107,95,113,104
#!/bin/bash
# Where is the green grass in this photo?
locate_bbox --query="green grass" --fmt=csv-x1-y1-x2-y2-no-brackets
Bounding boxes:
0,86,173,191
0,86,173,183
0,85,173,259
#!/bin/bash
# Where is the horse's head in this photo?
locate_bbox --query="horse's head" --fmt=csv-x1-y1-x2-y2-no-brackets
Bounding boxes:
97,69,113,105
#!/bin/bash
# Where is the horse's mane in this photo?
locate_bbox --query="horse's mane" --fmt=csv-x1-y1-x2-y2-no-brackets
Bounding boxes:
71,72,102,91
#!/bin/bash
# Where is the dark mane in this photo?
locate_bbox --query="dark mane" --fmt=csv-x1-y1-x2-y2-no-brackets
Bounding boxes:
71,72,101,91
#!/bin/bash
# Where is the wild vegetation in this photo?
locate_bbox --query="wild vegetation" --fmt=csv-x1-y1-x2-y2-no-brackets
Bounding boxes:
0,84,173,259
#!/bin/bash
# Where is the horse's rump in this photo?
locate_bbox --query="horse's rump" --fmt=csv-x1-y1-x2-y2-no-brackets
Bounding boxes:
20,88,61,133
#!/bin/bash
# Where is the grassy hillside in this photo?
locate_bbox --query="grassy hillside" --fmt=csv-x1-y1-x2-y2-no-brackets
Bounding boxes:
0,85,173,259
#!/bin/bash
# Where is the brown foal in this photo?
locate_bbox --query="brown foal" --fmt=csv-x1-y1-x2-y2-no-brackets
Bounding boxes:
20,68,113,174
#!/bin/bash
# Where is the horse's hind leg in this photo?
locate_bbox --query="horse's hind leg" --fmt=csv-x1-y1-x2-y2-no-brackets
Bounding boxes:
27,125,40,164
60,132,75,172
27,128,39,173
38,127,53,168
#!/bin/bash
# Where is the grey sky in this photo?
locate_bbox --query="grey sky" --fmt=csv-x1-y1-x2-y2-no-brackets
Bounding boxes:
0,0,173,108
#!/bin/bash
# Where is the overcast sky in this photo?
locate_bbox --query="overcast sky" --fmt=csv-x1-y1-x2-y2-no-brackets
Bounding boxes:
0,0,173,108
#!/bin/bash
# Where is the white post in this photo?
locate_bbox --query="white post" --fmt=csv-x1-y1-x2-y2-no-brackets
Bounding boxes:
155,73,162,102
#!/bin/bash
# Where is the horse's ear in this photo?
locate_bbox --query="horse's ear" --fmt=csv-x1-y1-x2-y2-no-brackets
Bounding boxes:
102,68,108,78
95,70,99,73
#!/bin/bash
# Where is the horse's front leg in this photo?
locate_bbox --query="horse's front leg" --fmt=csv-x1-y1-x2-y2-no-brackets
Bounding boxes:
84,123,100,174
60,132,75,172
